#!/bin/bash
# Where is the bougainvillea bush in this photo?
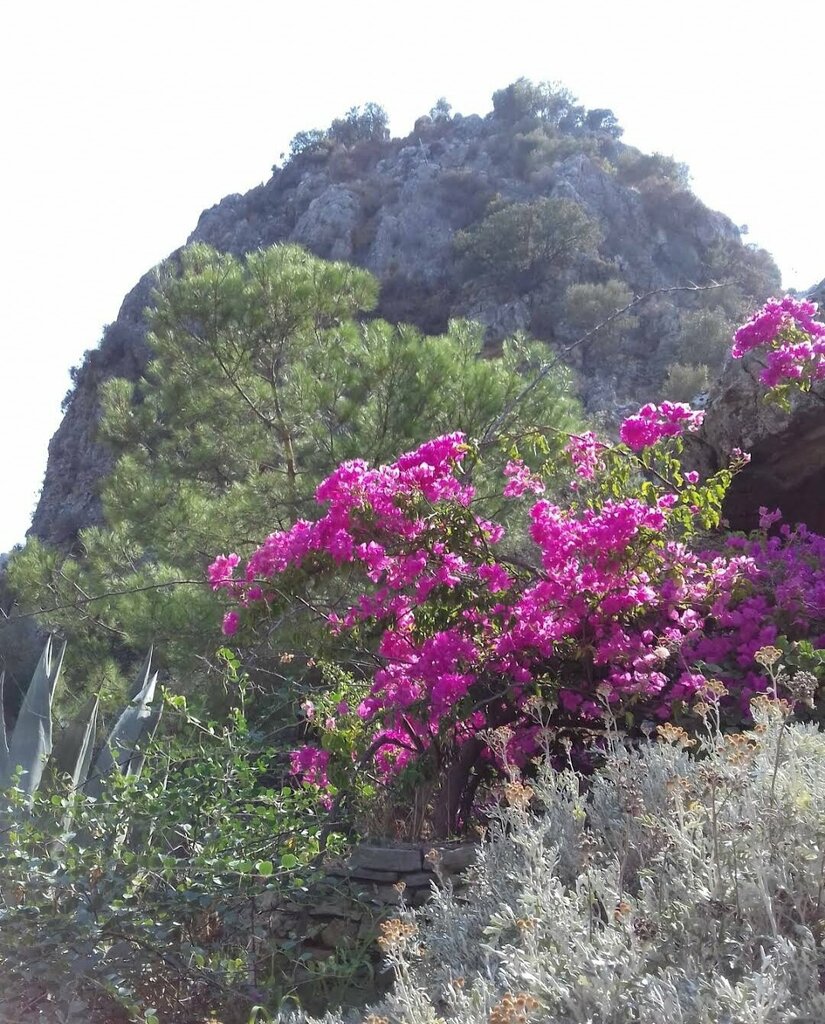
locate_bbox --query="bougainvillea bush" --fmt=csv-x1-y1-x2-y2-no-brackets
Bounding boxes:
211,297,825,836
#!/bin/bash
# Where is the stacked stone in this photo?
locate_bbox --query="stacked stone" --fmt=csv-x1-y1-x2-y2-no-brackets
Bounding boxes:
242,841,477,975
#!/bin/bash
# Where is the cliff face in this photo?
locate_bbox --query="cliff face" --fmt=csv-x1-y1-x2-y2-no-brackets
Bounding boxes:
30,88,781,546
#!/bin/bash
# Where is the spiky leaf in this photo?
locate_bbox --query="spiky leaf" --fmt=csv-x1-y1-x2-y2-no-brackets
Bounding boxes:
53,695,100,792
0,671,9,779
127,646,154,703
86,658,160,797
1,638,65,799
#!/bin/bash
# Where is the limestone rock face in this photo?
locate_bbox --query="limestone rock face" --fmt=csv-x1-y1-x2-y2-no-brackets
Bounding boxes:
30,96,780,545
689,349,825,532
32,274,154,545
292,185,360,262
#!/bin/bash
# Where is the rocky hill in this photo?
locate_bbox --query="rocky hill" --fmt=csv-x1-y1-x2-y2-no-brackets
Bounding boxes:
31,80,781,546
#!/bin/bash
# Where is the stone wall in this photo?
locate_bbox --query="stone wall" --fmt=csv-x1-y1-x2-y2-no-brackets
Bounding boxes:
225,840,477,1009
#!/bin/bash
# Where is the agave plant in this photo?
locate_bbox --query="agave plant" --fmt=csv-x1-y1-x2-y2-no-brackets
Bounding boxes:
0,639,162,809
0,636,66,800
84,648,162,797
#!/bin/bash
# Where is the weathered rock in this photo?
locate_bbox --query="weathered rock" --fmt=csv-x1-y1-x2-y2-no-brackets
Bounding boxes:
30,91,779,546
293,185,359,262
339,867,400,883
399,871,436,888
688,350,825,531
432,842,479,874
349,845,422,874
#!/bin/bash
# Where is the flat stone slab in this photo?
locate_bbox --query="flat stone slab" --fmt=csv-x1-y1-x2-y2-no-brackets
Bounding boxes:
349,845,423,873
344,867,400,883
401,871,437,888
433,844,478,874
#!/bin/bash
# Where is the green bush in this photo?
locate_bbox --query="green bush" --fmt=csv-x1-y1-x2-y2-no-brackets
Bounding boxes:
615,148,690,190
327,103,389,147
0,680,343,1023
564,279,634,330
656,308,736,374
512,127,596,178
662,361,710,402
454,198,602,290
491,78,582,130
704,239,782,318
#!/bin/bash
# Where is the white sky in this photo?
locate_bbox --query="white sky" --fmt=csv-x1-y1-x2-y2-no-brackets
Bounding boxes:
1,0,823,552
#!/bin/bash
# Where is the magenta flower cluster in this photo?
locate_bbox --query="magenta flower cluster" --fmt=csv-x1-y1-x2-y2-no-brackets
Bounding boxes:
503,459,546,497
619,402,704,452
565,431,606,481
732,296,825,389
207,308,825,815
209,447,821,802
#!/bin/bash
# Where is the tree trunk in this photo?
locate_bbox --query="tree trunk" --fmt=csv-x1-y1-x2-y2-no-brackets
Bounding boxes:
432,737,484,838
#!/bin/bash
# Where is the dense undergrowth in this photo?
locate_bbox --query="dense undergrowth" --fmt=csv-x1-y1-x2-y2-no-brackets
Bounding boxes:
289,700,825,1024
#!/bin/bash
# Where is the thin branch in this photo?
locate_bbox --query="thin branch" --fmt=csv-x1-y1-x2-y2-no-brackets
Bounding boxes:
3,579,208,621
479,281,725,447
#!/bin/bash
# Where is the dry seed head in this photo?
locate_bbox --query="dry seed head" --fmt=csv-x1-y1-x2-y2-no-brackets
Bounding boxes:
503,781,535,809
488,992,540,1024
377,918,417,950
755,645,782,668
703,677,729,698
750,694,794,720
788,669,818,709
614,900,632,920
632,915,659,941
656,723,696,748
524,694,546,716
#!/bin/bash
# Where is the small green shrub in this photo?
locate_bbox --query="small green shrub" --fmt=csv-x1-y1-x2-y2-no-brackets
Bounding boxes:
0,682,344,1023
564,279,634,330
662,361,711,402
615,148,690,190
454,198,602,289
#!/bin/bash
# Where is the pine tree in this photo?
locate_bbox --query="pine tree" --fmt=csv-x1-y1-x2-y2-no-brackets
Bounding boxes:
9,244,584,699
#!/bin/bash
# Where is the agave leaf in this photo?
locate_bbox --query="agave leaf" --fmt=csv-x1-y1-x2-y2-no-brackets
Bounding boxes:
127,645,154,703
124,698,163,781
51,696,100,852
1,637,65,799
53,695,100,792
0,671,9,779
86,661,159,797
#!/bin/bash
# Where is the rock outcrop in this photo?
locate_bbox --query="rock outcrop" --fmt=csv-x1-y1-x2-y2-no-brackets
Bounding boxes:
690,348,825,532
30,86,781,546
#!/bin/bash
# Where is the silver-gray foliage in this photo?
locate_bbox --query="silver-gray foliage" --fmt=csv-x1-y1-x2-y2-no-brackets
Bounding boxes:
293,705,825,1024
